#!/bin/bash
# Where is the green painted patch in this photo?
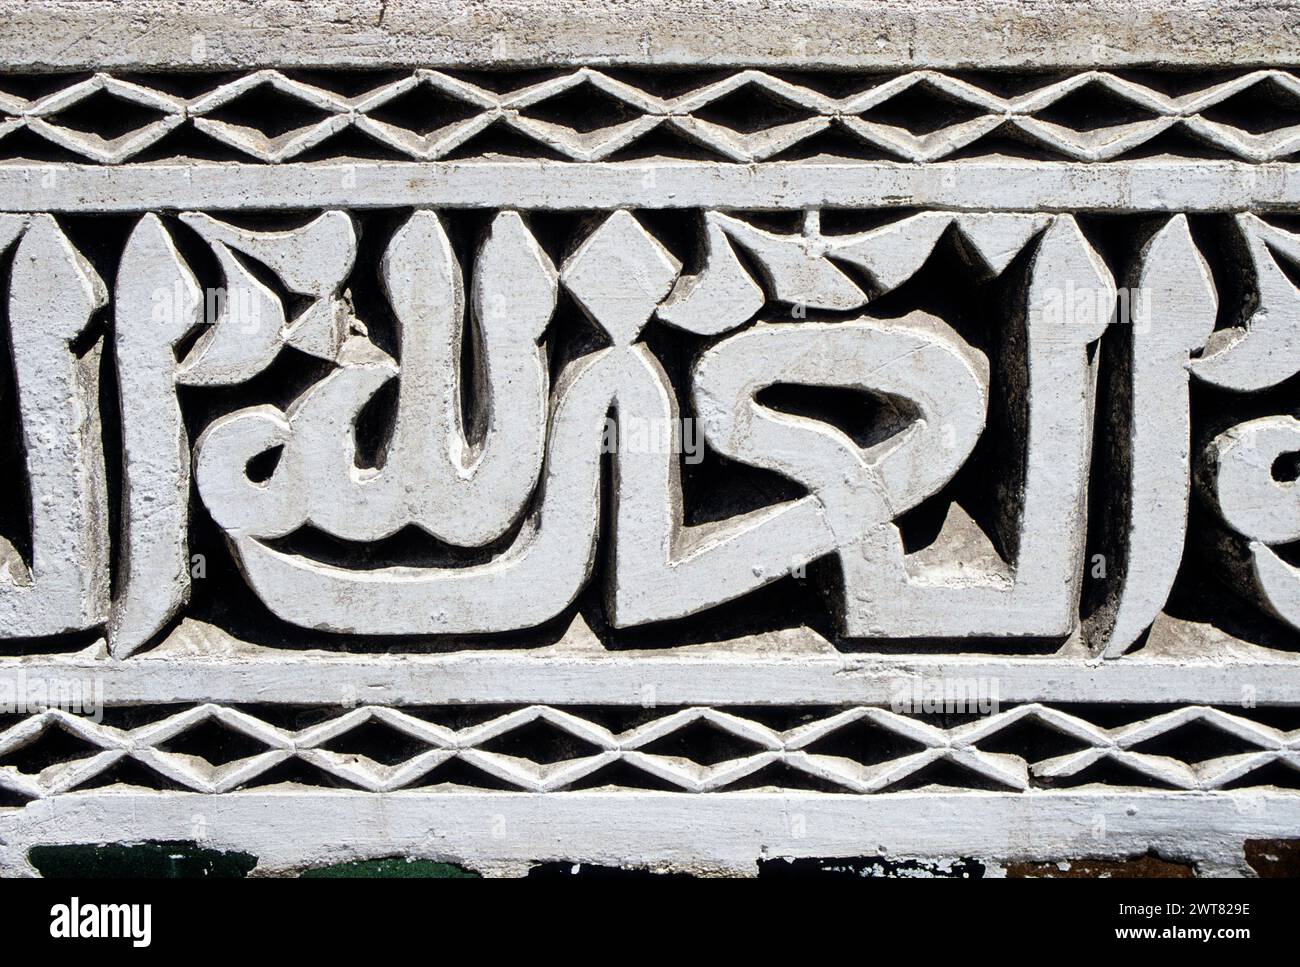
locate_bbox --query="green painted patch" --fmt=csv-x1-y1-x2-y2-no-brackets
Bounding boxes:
300,858,479,878
29,841,258,878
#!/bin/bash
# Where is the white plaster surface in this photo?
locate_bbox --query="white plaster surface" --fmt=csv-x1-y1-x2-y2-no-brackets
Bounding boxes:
1,0,1299,878
0,1,1296,70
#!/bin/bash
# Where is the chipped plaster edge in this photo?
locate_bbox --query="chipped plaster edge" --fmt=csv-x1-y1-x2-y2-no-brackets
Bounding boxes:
2,789,1292,877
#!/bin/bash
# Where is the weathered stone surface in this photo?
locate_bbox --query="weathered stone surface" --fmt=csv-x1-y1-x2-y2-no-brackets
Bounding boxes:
1,1,1297,70
1,0,1300,878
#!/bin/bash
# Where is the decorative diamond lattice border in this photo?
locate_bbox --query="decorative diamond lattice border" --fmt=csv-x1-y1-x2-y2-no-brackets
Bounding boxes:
6,67,1300,164
3,703,1297,799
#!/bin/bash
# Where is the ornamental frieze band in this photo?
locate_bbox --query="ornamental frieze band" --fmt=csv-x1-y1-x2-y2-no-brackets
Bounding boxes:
1,0,1299,880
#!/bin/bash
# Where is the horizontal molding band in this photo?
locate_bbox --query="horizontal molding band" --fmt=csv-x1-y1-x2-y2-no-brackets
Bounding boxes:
0,1,1294,71
3,790,1293,875
3,652,1297,705
2,161,1299,213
